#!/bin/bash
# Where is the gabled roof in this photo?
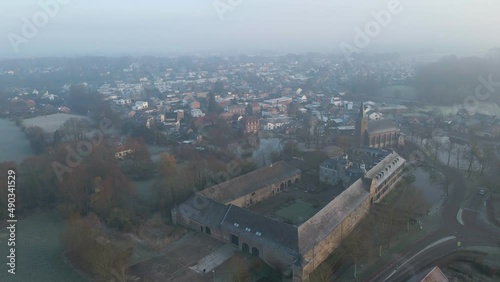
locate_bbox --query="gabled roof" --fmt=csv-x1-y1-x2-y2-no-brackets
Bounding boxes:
164,112,178,121
367,119,399,135
320,157,349,169
177,195,230,229
198,161,301,204
298,178,370,253
221,205,299,253
407,266,449,282
365,152,405,185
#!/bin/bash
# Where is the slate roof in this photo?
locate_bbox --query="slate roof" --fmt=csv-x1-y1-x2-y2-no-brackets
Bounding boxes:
177,195,230,229
407,266,449,282
320,157,349,169
221,205,299,253
297,179,370,253
366,119,399,135
198,161,301,204
365,152,406,187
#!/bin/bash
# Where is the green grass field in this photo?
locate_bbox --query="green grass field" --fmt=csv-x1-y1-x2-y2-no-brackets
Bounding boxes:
0,211,85,282
276,199,320,224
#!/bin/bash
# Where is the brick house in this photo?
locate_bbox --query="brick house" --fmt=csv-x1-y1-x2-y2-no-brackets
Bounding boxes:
242,116,260,134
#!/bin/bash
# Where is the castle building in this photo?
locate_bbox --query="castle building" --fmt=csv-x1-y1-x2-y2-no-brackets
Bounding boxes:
172,154,406,281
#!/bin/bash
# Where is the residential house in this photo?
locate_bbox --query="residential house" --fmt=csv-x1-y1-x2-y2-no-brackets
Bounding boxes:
190,100,201,109
114,146,134,160
175,109,185,120
227,104,246,116
191,109,206,118
155,114,165,123
251,102,262,115
242,116,260,134
58,106,71,113
163,112,181,130
262,116,293,131
366,109,383,120
319,156,351,187
145,116,154,129
132,101,148,111
114,99,132,106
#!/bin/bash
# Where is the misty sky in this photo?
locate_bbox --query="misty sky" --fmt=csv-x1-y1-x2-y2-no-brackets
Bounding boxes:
1,0,500,58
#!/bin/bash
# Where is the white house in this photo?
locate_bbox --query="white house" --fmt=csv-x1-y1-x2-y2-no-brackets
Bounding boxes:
190,109,205,118
114,99,132,106
132,101,148,111
331,97,342,106
114,145,134,160
262,117,292,131
366,110,383,120
343,101,353,110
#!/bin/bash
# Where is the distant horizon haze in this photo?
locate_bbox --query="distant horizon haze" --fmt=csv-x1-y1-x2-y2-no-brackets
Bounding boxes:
1,0,500,59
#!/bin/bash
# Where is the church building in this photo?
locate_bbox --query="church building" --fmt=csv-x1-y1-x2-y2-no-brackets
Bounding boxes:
355,102,404,148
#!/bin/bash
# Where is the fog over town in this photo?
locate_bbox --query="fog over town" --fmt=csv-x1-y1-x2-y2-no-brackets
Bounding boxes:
0,1,500,282
2,0,500,57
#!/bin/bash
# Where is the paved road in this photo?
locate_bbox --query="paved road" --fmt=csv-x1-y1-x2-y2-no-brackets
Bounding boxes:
366,141,500,282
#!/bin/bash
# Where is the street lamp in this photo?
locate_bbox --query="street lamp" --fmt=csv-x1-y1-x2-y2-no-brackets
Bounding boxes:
212,269,215,282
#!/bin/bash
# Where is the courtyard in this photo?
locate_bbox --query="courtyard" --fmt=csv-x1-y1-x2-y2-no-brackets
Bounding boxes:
248,180,345,225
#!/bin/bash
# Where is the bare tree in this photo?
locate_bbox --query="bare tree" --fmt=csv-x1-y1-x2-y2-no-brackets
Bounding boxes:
431,139,444,176
60,117,92,141
478,145,494,176
445,141,455,167
455,144,461,169
341,223,369,280
463,141,479,179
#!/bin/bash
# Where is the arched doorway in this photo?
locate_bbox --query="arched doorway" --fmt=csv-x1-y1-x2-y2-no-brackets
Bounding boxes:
280,183,285,190
242,243,249,253
295,178,299,184
251,247,260,257
287,180,292,186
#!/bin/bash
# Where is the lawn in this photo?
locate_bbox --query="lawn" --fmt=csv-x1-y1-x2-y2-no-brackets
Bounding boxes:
0,211,85,282
275,198,320,224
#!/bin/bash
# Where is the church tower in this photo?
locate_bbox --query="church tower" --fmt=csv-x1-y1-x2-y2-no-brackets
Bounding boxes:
355,102,368,146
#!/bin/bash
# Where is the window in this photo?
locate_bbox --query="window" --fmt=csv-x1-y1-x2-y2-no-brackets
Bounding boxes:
231,234,239,246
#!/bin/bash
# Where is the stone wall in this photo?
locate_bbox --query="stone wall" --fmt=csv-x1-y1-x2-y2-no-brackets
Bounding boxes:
228,173,301,208
299,195,371,280
174,211,225,241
